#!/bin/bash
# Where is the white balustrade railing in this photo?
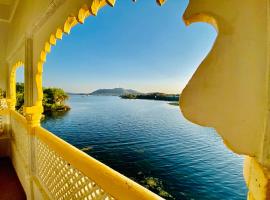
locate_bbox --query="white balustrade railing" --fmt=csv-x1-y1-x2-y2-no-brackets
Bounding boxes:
35,135,114,200
0,99,7,135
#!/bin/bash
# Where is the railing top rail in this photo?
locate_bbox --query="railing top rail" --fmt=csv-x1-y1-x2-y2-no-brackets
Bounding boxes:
10,110,27,125
35,126,163,200
0,109,9,116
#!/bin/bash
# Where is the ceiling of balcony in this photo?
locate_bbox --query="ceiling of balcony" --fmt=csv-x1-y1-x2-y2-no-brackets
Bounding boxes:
0,0,19,23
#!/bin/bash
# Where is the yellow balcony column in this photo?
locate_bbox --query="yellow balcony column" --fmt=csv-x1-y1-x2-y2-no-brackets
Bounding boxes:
23,37,43,127
6,62,16,110
23,36,43,200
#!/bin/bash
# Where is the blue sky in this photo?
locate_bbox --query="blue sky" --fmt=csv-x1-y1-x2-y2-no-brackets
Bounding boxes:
17,0,216,94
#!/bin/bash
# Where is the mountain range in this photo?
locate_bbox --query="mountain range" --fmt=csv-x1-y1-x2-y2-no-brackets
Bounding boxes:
90,88,141,96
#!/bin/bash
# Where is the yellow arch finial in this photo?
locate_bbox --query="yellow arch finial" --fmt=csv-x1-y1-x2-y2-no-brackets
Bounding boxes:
55,28,63,40
64,16,78,34
156,0,166,6
90,0,101,16
78,6,90,24
106,0,116,7
49,34,57,46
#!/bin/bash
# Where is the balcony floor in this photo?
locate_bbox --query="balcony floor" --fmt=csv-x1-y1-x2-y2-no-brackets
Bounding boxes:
0,157,26,200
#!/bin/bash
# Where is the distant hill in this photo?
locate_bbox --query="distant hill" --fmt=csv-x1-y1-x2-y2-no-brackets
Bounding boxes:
90,88,141,96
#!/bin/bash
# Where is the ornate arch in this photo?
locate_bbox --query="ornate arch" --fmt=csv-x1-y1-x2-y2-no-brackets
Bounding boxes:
34,0,167,108
29,1,270,198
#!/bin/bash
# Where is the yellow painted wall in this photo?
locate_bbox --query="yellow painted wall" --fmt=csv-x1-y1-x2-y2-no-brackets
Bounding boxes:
0,61,8,92
0,22,8,60
180,0,269,166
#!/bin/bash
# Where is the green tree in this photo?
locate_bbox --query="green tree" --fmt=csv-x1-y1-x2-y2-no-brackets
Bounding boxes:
16,83,24,111
15,83,70,115
43,88,70,113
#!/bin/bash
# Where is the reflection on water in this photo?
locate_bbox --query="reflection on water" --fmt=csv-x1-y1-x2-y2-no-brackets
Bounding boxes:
42,95,247,200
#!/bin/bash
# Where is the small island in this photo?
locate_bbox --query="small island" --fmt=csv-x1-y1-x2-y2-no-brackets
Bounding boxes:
16,83,70,116
121,93,180,102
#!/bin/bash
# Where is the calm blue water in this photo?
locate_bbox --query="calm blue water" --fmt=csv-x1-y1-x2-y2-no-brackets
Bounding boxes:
42,95,247,200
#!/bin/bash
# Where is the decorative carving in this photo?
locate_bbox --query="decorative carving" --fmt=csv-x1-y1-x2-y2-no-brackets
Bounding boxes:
106,0,116,7
23,106,43,127
156,0,166,6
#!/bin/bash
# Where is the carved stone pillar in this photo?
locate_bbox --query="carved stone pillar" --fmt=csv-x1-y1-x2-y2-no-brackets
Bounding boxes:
23,36,43,200
23,37,43,127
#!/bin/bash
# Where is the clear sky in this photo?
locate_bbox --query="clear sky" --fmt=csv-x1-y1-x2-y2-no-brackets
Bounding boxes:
17,0,216,94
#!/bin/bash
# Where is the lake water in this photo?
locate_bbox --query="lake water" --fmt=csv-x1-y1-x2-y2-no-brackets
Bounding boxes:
42,95,247,200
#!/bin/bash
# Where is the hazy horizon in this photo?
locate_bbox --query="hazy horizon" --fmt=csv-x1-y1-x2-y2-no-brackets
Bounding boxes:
66,87,181,95
16,1,216,94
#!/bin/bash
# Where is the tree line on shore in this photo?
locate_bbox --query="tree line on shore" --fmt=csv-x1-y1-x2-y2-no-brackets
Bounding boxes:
16,83,70,115
121,93,179,102
0,83,70,116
